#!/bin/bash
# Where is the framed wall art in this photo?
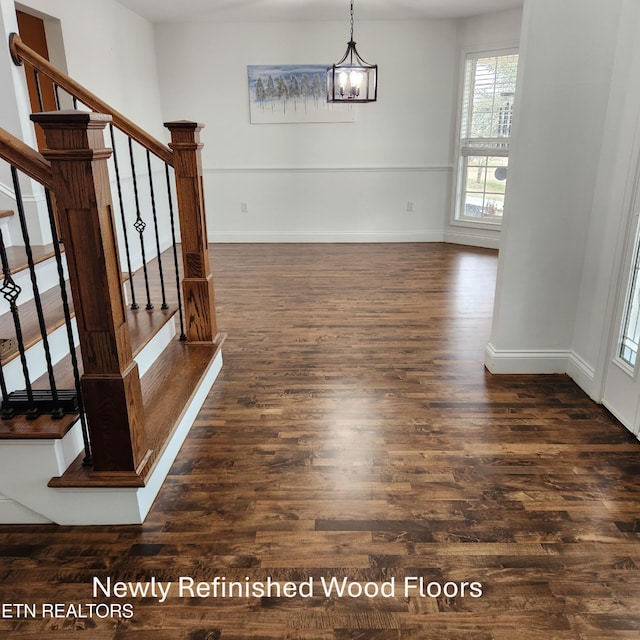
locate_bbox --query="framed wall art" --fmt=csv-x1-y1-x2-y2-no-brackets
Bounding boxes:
248,65,355,124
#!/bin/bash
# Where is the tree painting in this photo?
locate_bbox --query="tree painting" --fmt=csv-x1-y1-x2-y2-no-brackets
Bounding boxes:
248,65,354,124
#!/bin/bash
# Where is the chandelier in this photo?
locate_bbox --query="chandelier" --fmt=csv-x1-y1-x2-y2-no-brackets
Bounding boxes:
326,0,377,103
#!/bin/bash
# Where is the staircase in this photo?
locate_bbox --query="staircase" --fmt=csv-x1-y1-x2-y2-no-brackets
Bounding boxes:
0,34,224,525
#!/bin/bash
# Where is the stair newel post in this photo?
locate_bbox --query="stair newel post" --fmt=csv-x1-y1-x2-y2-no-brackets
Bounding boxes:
164,121,217,343
30,110,151,477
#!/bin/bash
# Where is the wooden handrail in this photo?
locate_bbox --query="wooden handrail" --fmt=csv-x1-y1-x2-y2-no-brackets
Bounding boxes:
9,32,174,167
0,127,53,189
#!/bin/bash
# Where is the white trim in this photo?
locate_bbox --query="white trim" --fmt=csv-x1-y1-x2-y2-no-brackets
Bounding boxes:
444,229,500,250
449,217,503,232
485,344,599,401
461,148,510,158
204,165,452,175
0,493,51,524
567,352,599,401
484,343,571,374
462,43,520,60
598,94,640,407
0,179,47,204
209,230,446,243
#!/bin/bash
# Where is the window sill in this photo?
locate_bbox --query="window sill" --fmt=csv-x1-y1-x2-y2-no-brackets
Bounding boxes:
450,218,503,232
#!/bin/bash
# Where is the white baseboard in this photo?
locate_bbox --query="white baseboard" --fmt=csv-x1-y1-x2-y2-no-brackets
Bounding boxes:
444,230,500,250
485,343,572,374
485,343,599,401
567,352,599,401
209,230,446,243
0,493,51,524
210,230,498,246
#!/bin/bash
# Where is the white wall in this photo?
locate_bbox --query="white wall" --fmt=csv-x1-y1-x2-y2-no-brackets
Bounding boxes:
456,7,522,52
2,4,523,246
15,0,165,138
0,0,52,244
154,19,459,242
1,0,172,263
486,0,624,378
570,0,640,399
0,0,31,140
445,8,522,249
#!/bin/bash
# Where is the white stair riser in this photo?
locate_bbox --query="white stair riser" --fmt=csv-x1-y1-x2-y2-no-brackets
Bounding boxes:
3,308,175,395
136,316,176,377
3,321,79,395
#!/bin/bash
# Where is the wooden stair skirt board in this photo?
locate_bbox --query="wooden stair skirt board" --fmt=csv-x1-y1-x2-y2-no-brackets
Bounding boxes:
0,339,224,525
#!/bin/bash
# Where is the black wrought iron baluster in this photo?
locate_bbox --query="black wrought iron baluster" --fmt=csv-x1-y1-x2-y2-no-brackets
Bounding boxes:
128,138,153,310
0,270,13,417
165,164,186,341
110,124,138,310
11,167,63,418
146,150,168,310
0,341,13,419
0,228,31,418
32,67,44,112
44,189,92,464
53,83,61,110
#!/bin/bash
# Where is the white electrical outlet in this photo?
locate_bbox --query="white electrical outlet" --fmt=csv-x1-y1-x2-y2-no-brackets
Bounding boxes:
406,201,414,212
240,202,248,213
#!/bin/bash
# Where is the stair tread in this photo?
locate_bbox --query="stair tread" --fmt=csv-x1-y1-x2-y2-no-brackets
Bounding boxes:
4,304,179,397
3,244,58,275
48,336,224,488
0,306,180,439
0,244,182,437
0,242,181,366
0,210,14,219
0,283,178,366
0,410,78,439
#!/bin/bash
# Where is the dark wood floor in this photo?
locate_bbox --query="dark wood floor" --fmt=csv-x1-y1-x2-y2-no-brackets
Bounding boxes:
1,243,640,639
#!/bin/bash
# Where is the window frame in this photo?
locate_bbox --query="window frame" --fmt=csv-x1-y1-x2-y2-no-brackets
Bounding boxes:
451,46,519,230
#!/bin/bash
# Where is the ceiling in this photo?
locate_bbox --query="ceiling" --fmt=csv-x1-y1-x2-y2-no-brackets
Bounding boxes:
116,0,524,24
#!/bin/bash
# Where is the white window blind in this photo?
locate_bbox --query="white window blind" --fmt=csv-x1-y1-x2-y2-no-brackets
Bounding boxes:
455,51,519,224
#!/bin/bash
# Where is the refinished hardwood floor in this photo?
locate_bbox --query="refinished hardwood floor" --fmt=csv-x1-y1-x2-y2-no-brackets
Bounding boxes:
1,242,640,639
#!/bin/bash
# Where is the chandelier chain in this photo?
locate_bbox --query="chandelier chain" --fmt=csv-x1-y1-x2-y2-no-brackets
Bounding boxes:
350,0,355,41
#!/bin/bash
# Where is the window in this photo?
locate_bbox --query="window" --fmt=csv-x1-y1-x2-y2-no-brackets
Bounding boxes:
454,51,519,225
619,215,640,368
